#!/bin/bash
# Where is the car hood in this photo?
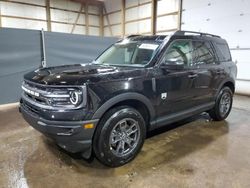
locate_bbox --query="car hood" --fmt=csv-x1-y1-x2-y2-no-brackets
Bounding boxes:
24,63,145,86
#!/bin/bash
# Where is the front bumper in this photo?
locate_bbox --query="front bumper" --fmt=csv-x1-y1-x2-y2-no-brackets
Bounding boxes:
20,102,99,158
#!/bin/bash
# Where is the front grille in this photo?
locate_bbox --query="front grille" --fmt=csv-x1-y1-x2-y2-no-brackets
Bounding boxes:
25,92,47,105
22,81,62,107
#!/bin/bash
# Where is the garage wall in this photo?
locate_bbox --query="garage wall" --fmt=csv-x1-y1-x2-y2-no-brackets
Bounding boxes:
124,0,152,35
182,0,250,95
0,0,101,36
0,28,117,105
103,0,122,37
0,0,181,37
103,0,181,37
156,0,180,35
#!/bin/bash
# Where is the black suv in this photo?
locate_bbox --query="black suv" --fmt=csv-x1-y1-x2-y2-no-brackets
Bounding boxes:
20,30,237,167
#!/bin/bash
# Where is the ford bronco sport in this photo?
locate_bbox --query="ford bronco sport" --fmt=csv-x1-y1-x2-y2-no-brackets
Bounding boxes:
20,30,237,167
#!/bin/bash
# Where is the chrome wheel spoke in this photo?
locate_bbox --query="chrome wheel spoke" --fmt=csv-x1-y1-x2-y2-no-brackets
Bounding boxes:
120,141,125,154
126,123,138,136
115,141,122,154
111,136,122,145
110,130,121,144
126,137,136,148
114,140,125,154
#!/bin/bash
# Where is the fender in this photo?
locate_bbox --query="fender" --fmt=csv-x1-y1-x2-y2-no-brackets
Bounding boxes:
215,78,235,97
92,92,155,120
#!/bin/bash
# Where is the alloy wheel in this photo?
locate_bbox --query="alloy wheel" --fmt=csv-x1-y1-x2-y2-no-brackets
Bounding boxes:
109,118,140,157
219,92,231,117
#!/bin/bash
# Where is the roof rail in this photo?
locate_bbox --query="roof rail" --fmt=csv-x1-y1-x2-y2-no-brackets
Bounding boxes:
174,30,221,38
126,34,141,39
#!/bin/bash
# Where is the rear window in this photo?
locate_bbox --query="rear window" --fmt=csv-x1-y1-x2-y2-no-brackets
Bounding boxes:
192,41,216,65
214,42,231,62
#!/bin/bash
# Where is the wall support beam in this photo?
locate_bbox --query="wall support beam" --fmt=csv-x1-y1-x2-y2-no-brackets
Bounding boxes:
46,0,51,31
121,0,125,37
71,3,84,33
151,0,157,35
99,3,104,36
84,3,89,35
0,5,2,27
103,4,113,36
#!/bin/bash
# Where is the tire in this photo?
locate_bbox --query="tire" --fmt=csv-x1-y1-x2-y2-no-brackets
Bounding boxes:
209,86,233,121
93,106,146,167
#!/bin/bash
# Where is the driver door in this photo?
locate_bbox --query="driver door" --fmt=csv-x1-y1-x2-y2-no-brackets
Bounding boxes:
155,39,196,118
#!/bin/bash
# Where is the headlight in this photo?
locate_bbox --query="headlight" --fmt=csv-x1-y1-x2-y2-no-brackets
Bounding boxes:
69,90,82,106
48,88,84,107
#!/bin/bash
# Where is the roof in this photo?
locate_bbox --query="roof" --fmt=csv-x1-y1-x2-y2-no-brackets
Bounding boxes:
124,30,222,43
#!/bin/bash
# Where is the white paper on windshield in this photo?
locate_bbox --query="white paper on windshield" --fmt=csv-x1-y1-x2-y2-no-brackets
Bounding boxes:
139,43,159,50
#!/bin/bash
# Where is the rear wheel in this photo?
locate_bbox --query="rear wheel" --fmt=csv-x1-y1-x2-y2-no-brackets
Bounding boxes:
93,106,146,167
209,86,233,121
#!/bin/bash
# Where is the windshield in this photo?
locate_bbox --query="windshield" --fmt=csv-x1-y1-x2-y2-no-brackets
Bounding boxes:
94,41,159,67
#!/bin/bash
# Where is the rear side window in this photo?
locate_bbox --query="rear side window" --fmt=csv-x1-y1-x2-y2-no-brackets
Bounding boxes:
192,41,216,66
214,42,231,62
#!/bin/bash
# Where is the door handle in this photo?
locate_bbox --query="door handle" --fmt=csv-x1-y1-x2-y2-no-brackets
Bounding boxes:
216,70,222,74
188,73,198,79
216,68,224,74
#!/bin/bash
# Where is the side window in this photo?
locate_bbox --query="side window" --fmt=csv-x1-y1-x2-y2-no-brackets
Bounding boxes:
192,41,216,66
214,42,231,62
162,40,192,66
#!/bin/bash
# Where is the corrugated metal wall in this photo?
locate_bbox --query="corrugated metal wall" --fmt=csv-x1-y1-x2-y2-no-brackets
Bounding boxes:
0,28,117,105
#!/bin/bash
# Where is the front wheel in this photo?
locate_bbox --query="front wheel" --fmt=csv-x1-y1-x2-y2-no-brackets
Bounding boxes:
93,106,146,167
209,86,233,121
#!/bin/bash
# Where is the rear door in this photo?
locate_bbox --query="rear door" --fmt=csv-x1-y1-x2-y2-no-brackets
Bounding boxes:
190,40,221,105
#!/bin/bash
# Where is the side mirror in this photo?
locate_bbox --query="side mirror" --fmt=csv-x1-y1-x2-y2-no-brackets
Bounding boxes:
161,59,185,70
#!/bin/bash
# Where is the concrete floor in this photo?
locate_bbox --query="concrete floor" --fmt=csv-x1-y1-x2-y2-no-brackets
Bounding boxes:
0,95,250,188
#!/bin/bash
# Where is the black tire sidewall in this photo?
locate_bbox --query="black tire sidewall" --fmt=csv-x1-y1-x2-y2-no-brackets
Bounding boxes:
93,107,146,167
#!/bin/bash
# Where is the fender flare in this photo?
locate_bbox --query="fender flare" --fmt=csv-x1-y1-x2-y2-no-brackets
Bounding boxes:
92,92,155,120
215,78,235,97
